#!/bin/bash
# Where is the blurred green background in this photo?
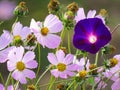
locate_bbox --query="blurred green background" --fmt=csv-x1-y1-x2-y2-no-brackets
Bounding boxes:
0,0,120,89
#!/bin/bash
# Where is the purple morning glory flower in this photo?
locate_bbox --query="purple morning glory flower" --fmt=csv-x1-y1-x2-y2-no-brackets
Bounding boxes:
73,18,111,54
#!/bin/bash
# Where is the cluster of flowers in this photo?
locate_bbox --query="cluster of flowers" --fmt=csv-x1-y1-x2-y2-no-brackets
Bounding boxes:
0,0,120,90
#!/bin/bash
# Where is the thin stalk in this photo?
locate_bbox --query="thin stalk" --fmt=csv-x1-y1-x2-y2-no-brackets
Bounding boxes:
0,73,4,84
60,27,66,46
66,80,75,90
40,78,72,88
5,72,12,90
11,17,19,33
35,66,50,86
48,76,56,90
68,31,71,53
36,44,41,77
95,52,99,65
14,81,19,90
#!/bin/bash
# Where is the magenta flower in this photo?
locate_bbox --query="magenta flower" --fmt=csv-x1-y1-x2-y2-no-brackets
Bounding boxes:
7,46,38,84
12,22,31,40
0,30,12,63
0,0,16,20
73,18,111,54
47,50,76,78
30,14,63,49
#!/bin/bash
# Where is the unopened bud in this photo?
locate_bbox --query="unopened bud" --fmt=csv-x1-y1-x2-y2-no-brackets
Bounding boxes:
110,58,118,67
89,64,98,75
99,9,108,17
102,45,116,54
48,0,60,14
14,1,28,17
67,2,78,14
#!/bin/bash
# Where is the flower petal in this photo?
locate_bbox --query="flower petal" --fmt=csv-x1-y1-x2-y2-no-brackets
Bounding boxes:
7,60,16,71
26,60,38,69
23,69,36,79
47,53,58,65
0,30,12,50
75,8,86,23
87,10,96,18
23,51,35,63
12,70,27,84
19,26,31,40
63,54,74,65
43,34,61,49
111,79,120,90
56,50,65,63
0,84,4,90
30,18,40,33
44,14,63,33
13,22,22,36
51,69,59,78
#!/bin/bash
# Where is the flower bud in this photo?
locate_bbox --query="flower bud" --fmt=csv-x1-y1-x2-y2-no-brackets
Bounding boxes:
67,2,78,14
89,64,98,75
99,9,108,18
14,1,28,17
56,83,67,90
79,70,87,78
102,45,116,54
48,0,60,14
64,11,74,20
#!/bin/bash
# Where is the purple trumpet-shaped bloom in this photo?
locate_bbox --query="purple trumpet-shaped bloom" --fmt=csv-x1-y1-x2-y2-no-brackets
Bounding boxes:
73,18,111,54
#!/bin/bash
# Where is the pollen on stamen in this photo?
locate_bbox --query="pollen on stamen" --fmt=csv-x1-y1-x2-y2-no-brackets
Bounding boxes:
89,35,97,44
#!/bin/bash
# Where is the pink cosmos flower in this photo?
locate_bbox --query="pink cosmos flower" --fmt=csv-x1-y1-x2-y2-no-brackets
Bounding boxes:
47,50,76,78
75,8,105,24
7,46,38,84
0,0,16,20
30,14,63,49
12,22,31,41
73,57,90,77
0,30,12,63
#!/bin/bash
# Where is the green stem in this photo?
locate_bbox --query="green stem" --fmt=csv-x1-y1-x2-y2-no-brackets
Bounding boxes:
35,66,50,86
0,21,4,26
14,81,19,90
95,52,99,65
0,73,4,84
5,72,12,90
68,31,71,53
60,27,66,46
48,76,56,90
74,82,78,90
11,17,19,33
40,78,72,88
36,44,41,77
67,80,75,90
82,83,86,90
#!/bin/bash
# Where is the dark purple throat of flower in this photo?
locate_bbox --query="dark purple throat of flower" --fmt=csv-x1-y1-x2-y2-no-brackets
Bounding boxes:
73,18,111,54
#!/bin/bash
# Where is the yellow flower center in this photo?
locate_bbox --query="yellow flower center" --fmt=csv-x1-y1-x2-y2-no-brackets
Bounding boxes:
16,61,25,71
41,27,49,36
110,58,118,67
79,70,87,78
57,63,66,72
14,35,21,41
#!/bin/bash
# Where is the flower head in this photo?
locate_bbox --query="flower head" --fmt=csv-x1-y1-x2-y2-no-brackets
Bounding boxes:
12,22,31,46
73,18,111,54
0,0,16,20
30,14,63,49
7,46,38,84
47,50,77,78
